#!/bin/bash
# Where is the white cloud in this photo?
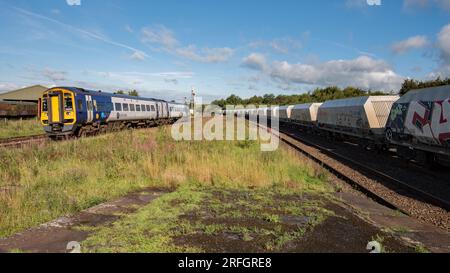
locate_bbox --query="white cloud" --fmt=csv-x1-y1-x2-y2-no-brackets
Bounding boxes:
141,25,234,63
164,78,178,85
0,82,20,92
66,0,81,6
249,37,302,54
437,24,450,62
142,25,179,48
391,35,429,54
434,23,450,76
176,46,234,63
129,51,146,61
241,53,267,71
242,55,403,91
95,71,194,86
403,0,450,11
124,25,134,33
42,68,67,81
346,0,368,8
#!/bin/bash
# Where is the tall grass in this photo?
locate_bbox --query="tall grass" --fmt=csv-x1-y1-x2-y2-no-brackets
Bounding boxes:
0,122,330,238
0,118,43,139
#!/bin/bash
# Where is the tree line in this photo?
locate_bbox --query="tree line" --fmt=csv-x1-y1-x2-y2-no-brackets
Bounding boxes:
212,77,450,108
114,90,140,97
399,77,450,95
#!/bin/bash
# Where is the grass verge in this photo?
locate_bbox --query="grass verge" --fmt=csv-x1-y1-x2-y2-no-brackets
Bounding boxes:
0,121,331,238
82,185,333,253
0,118,43,139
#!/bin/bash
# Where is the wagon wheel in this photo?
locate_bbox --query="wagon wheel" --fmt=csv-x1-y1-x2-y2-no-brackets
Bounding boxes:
78,129,87,138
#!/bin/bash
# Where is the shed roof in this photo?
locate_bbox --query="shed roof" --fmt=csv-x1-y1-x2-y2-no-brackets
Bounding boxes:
0,85,48,102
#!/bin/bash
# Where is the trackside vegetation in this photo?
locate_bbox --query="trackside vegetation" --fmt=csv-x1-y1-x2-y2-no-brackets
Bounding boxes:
0,118,43,139
0,123,331,238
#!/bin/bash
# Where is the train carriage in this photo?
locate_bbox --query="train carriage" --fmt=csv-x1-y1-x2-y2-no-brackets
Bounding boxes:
278,105,294,123
0,101,38,118
289,103,322,129
385,86,450,164
40,87,187,138
317,96,399,144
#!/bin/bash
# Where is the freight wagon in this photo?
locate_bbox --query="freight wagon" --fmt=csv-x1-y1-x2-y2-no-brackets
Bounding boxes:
385,85,450,164
316,96,399,146
0,101,38,118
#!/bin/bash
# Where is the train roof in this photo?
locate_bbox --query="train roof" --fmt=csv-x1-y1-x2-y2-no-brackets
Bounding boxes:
321,95,399,108
396,85,450,103
292,102,322,109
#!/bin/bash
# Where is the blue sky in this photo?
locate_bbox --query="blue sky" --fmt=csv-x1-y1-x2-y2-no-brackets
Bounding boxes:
0,0,450,102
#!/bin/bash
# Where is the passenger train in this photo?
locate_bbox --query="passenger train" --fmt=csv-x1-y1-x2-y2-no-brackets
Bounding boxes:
39,87,189,139
227,85,450,167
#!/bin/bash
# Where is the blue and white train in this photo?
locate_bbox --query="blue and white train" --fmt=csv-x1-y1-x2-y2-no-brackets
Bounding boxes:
39,87,189,138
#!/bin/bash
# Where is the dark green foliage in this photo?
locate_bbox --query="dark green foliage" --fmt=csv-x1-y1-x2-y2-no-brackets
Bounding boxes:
114,90,140,97
399,77,450,95
212,86,389,108
128,90,139,97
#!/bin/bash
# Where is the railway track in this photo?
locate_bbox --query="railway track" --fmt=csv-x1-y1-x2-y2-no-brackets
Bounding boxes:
0,134,48,148
0,120,180,149
254,120,450,230
282,129,450,211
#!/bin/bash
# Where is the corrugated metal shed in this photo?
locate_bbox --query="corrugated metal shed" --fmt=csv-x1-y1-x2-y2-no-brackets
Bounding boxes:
0,85,48,102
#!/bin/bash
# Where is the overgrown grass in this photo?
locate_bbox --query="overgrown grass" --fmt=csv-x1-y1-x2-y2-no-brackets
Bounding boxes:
0,118,43,139
0,120,331,238
82,185,334,253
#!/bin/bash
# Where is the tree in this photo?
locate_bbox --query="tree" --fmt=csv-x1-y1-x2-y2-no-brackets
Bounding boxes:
115,90,126,95
262,94,275,104
128,90,139,97
399,77,450,95
211,85,391,108
225,94,243,105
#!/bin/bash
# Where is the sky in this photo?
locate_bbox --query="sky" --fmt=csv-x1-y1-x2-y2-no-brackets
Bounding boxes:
0,0,450,102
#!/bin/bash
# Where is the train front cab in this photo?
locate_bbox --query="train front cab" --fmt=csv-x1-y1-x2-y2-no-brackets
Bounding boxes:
40,88,77,137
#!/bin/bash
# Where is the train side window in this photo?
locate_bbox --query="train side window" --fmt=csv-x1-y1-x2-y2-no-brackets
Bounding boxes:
136,105,141,111
146,105,150,111
77,99,83,111
115,103,122,111
130,104,135,111
150,105,155,112
123,103,129,111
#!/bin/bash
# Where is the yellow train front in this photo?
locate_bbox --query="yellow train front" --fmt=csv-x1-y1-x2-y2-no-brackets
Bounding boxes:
40,87,78,139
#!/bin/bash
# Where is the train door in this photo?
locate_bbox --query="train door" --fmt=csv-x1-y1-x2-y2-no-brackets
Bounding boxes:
156,102,160,119
85,95,94,123
165,102,169,118
48,91,63,124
